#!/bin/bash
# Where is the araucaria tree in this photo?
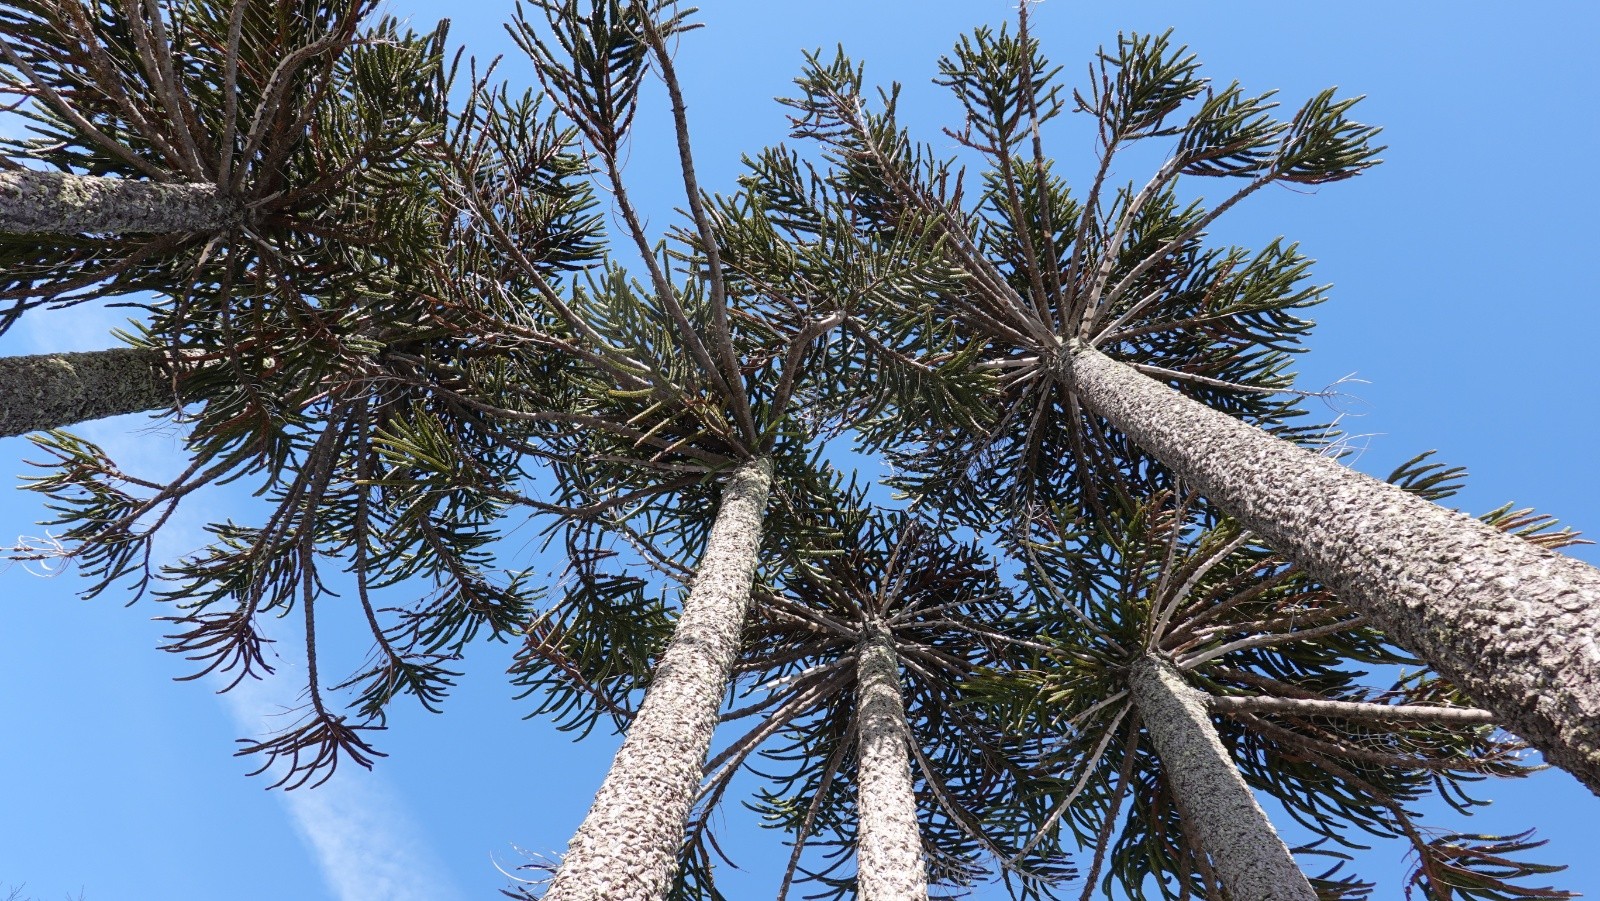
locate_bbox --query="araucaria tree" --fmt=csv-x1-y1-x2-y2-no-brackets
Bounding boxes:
971,452,1580,900
0,0,464,433
675,499,1069,900
2,2,1594,900
463,3,957,897
775,13,1600,792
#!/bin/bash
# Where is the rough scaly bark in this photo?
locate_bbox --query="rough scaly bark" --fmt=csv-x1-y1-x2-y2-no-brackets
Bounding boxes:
544,458,773,901
1128,656,1317,901
1064,340,1600,795
854,625,930,901
0,170,235,234
0,348,174,437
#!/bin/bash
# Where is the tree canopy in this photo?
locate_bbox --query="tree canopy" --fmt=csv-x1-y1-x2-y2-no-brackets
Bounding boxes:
1,2,1596,900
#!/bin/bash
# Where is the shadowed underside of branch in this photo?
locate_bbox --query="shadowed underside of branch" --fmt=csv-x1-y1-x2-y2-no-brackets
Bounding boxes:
1208,694,1497,725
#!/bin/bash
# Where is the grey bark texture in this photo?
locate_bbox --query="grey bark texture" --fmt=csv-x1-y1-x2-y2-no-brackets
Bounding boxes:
1128,656,1317,901
0,170,235,234
0,348,175,437
544,458,773,901
1065,340,1600,795
854,626,930,901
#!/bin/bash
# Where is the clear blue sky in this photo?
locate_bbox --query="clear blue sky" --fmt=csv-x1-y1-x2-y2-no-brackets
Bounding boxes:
2,2,1597,899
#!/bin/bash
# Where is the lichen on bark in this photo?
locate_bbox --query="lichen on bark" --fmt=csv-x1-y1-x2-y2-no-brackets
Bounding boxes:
0,347,175,437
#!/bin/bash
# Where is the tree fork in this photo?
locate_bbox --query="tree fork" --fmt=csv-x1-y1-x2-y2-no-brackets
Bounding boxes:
0,170,236,234
544,458,773,901
854,624,931,901
0,348,175,437
1065,340,1600,794
1128,655,1318,901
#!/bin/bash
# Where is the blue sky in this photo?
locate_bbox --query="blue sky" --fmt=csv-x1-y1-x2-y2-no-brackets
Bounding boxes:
2,1,1597,899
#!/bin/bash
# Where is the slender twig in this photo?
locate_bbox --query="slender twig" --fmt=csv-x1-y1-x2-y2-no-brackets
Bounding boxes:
633,2,760,445
1175,615,1366,670
1131,362,1327,398
1210,695,1497,726
1077,714,1141,901
1148,530,1254,649
775,737,852,901
1015,703,1131,858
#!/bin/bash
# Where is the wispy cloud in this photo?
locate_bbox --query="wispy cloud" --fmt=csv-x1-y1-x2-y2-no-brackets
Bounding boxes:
277,765,466,901
221,673,466,901
4,391,466,901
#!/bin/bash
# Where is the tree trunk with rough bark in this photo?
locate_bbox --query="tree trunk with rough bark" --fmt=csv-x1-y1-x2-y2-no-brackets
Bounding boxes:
1064,339,1600,795
544,458,773,901
1128,655,1317,901
0,348,174,437
854,626,929,901
0,170,235,234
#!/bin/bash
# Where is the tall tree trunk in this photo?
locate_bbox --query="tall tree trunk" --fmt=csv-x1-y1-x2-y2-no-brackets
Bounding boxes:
854,625,930,901
1065,339,1600,794
1128,655,1317,901
0,170,235,234
544,458,773,901
0,348,174,437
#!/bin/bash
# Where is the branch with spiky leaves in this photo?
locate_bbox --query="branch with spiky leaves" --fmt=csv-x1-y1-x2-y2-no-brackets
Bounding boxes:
664,494,1073,901
962,453,1581,899
7,124,605,787
0,2,457,330
770,12,1379,526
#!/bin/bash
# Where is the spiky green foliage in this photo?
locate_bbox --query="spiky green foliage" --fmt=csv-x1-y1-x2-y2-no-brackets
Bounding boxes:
466,4,992,764
963,454,1581,900
15,235,601,789
0,0,451,327
493,0,995,475
7,10,611,788
771,15,1381,525
668,494,1071,900
711,144,995,450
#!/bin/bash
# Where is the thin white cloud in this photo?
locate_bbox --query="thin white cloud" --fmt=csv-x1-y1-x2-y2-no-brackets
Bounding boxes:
4,277,464,901
278,767,466,901
221,673,466,901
